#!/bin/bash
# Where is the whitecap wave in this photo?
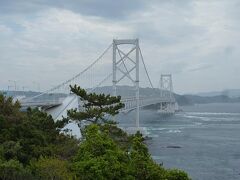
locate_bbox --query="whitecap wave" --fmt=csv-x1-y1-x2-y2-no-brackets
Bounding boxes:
151,155,162,160
167,129,181,133
186,112,240,116
147,127,167,131
147,134,159,138
182,114,211,121
182,114,240,122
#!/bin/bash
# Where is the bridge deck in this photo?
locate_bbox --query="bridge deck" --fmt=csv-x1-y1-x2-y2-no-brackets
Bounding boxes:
20,95,175,112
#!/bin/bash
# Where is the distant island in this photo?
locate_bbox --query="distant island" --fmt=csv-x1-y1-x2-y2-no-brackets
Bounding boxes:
174,94,240,106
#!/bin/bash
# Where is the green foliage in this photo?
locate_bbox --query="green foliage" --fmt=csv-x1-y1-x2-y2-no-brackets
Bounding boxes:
0,94,21,116
165,169,191,180
0,94,78,165
0,91,190,180
68,85,124,124
0,159,32,180
99,122,133,151
72,124,133,180
30,157,73,180
0,94,78,178
72,124,191,180
129,132,171,180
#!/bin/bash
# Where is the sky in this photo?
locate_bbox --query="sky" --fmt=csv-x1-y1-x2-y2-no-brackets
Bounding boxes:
0,0,240,94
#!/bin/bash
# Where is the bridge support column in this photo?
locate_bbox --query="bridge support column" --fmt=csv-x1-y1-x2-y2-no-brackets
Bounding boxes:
112,39,140,131
112,41,117,96
135,39,140,130
159,74,176,114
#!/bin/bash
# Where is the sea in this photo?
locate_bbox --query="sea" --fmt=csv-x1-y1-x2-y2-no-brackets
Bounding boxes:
117,103,240,180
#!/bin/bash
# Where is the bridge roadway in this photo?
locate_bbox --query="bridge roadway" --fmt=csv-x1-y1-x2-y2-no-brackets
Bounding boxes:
20,99,64,109
20,95,175,113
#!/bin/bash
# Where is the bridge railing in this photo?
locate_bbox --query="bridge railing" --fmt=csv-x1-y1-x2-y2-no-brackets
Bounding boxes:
20,98,65,107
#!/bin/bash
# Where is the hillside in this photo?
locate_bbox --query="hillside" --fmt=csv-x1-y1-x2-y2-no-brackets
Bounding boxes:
2,86,240,106
196,89,240,98
175,94,240,106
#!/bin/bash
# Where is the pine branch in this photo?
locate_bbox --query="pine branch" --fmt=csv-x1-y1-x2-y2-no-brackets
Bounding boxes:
68,85,125,124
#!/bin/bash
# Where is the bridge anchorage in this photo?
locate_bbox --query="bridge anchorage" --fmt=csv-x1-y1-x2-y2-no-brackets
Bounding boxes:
19,38,177,133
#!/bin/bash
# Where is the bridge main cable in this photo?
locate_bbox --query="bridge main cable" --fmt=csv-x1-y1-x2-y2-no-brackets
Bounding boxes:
24,43,113,101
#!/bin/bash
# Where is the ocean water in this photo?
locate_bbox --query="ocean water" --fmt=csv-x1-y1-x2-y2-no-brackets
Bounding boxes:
117,103,240,180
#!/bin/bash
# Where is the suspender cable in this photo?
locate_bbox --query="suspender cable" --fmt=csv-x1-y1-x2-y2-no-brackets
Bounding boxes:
138,46,154,89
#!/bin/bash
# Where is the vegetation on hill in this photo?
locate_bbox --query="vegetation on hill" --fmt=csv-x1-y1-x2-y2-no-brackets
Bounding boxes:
0,86,190,180
3,86,240,108
175,94,240,105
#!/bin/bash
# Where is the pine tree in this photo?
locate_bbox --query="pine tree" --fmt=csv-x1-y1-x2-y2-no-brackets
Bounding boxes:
67,85,124,124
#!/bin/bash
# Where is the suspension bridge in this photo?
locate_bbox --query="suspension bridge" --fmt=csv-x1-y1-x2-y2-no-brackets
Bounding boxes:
19,39,176,129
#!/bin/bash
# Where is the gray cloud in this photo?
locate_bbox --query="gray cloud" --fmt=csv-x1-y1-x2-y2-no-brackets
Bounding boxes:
0,0,147,19
0,0,240,93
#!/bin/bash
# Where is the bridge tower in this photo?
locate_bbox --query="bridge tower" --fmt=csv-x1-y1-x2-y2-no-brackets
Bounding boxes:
159,74,175,114
112,39,140,129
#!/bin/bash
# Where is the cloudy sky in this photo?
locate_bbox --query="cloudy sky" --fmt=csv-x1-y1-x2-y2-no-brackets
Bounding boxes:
0,0,240,94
